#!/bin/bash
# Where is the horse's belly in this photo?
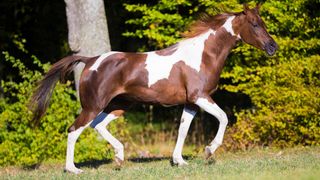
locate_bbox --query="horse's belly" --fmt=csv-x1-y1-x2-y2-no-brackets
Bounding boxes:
126,81,187,105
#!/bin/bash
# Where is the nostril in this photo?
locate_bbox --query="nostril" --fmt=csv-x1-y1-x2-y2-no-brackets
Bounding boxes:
270,41,278,49
264,41,278,56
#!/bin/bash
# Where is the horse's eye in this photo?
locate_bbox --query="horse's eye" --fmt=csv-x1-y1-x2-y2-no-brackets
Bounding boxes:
253,23,259,28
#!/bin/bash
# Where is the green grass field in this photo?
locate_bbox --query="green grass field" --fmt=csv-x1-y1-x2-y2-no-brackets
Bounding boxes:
1,146,319,180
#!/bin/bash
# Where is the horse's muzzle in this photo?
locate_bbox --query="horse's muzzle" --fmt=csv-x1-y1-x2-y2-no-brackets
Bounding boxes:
265,40,278,56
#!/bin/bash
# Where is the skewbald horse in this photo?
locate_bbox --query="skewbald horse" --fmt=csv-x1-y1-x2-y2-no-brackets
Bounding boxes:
31,4,278,174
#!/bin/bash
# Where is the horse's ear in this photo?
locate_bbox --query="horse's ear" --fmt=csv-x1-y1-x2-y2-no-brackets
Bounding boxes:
255,2,262,12
243,3,250,14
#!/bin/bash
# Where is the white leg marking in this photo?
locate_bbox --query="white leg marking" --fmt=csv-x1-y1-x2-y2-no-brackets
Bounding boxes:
172,107,197,166
89,51,118,71
145,29,215,87
195,98,228,157
94,114,124,162
65,122,92,174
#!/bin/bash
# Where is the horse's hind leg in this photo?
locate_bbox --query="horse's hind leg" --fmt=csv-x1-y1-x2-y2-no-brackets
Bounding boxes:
92,110,125,166
65,110,100,174
91,98,129,166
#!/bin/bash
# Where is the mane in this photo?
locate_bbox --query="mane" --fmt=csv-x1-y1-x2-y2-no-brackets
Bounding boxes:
182,12,242,38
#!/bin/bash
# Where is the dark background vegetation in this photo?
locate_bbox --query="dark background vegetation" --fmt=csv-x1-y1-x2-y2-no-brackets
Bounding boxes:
0,0,319,166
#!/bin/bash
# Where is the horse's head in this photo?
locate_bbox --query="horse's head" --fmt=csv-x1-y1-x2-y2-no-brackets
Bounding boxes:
237,3,278,56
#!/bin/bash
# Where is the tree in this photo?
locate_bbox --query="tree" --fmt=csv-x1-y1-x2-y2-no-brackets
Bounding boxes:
64,0,111,96
0,0,117,167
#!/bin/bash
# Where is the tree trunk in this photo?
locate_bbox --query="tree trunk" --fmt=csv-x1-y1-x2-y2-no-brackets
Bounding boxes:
64,0,111,97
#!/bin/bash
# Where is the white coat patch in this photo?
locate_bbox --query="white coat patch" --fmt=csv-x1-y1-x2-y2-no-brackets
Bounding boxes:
145,29,215,87
222,16,236,36
89,52,118,71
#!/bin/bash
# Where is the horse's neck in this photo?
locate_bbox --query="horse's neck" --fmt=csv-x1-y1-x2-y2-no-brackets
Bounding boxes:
202,30,238,73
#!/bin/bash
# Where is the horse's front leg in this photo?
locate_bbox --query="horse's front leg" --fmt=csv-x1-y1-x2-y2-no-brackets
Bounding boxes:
172,104,198,166
195,96,228,159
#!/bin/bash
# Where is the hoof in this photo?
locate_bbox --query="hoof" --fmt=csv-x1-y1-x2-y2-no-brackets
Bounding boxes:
206,158,216,165
171,158,188,167
64,167,84,174
114,157,124,167
205,146,213,159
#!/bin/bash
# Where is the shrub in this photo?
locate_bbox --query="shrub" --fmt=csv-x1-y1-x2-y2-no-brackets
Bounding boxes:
124,0,320,148
0,42,127,166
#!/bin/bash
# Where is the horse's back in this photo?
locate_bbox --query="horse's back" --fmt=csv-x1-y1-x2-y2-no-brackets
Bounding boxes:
79,52,149,108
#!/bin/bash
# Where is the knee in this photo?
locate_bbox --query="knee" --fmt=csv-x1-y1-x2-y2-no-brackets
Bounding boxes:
219,111,228,126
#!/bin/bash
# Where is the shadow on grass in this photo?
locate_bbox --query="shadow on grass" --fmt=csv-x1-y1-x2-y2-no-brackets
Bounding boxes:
129,155,194,163
75,155,195,169
76,159,113,169
22,164,41,170
128,156,171,163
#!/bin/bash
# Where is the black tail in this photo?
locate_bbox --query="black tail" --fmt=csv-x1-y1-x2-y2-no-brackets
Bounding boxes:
30,55,87,124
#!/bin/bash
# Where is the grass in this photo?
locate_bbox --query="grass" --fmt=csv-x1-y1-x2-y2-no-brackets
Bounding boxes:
1,146,319,180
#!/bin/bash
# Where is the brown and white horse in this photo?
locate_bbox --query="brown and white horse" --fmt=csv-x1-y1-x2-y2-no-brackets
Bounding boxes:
31,4,277,174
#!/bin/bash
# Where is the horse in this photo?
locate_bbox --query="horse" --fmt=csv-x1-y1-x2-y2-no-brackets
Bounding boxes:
30,3,278,174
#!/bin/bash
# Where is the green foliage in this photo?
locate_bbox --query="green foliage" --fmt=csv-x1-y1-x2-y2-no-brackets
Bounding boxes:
222,0,320,148
123,0,245,50
123,1,192,50
0,41,128,167
124,0,320,148
224,55,320,148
